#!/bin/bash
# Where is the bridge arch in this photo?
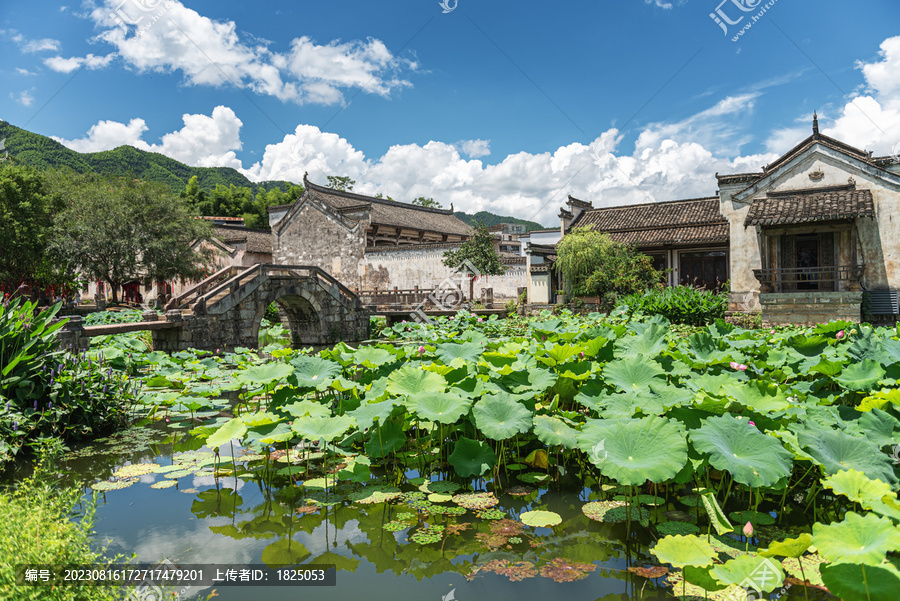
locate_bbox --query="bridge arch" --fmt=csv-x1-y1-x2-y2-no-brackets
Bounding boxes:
256,285,326,348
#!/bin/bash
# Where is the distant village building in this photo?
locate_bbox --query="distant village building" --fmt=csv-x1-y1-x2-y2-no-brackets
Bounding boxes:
268,175,526,299
532,118,900,325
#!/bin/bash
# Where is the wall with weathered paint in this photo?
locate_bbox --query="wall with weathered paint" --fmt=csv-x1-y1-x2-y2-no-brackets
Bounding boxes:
363,245,526,299
272,200,368,288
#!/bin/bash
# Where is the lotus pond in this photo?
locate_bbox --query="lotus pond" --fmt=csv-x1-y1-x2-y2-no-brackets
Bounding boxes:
25,311,900,600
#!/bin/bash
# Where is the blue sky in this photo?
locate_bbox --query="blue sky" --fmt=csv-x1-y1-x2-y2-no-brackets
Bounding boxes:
1,0,899,225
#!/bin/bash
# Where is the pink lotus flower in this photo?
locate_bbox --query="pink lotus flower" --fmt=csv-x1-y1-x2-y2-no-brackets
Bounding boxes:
477,318,483,322
418,346,425,354
770,329,775,334
836,330,845,339
748,421,755,426
730,361,748,371
743,521,753,537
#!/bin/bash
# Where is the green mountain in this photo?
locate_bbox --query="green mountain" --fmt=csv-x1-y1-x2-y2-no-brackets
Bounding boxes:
0,120,548,228
0,120,290,194
454,211,546,232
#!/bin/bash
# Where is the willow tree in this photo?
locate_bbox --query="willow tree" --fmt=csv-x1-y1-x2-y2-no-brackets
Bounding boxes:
554,229,663,304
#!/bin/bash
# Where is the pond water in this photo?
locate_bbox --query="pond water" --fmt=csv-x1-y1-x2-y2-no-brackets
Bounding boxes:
30,420,817,601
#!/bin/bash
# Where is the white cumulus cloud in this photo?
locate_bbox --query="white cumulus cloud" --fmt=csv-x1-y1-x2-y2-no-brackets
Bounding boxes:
76,0,413,105
44,53,116,73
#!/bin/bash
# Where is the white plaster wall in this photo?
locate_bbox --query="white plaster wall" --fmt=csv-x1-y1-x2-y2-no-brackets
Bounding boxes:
363,246,526,298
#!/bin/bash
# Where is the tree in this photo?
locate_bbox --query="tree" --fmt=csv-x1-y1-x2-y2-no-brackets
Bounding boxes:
442,223,505,301
327,175,355,191
49,173,213,303
554,229,663,303
412,196,442,209
374,193,395,201
0,162,72,292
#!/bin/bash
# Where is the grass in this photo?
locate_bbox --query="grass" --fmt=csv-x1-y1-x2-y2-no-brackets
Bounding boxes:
0,454,124,601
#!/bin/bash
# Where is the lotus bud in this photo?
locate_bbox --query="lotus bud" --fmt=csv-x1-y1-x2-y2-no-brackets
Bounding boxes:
836,330,845,339
729,361,747,371
748,421,755,426
418,346,425,354
850,328,857,335
743,521,753,537
579,351,585,358
770,329,775,334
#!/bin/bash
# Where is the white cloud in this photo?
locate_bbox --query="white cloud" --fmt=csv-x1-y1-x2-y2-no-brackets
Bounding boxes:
458,139,491,159
53,106,243,168
15,67,37,76
22,37,61,53
78,0,413,105
44,53,116,73
53,117,149,152
766,35,900,156
10,90,35,107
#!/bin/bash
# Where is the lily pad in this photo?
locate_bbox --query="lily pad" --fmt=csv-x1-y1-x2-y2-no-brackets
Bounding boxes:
819,563,900,601
728,511,776,527
520,510,561,527
347,485,402,505
406,391,472,424
452,492,499,510
149,480,178,490
113,463,160,479
418,480,461,495
582,500,650,523
91,479,136,492
656,521,701,536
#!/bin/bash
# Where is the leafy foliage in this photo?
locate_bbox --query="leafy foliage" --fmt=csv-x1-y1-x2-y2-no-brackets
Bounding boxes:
620,285,728,326
554,229,663,303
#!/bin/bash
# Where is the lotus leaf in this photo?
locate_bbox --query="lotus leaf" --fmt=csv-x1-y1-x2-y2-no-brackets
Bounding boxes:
238,363,293,386
758,533,812,558
799,427,898,485
386,364,446,396
836,358,885,391
261,539,311,567
656,521,700,536
282,400,331,419
448,437,497,477
531,415,578,449
418,481,460,494
520,510,561,527
710,555,784,591
602,356,666,393
577,415,687,485
581,500,651,523
435,341,483,364
291,415,355,443
517,472,549,484
821,468,894,505
353,346,395,368
347,485,402,504
812,511,900,565
650,534,717,568
471,394,532,441
364,418,406,458
689,414,792,487
819,563,900,601
290,356,341,389
205,417,247,450
406,391,472,424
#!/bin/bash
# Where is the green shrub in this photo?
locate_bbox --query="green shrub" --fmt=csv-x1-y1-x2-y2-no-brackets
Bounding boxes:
0,457,123,601
1,300,135,464
619,285,727,326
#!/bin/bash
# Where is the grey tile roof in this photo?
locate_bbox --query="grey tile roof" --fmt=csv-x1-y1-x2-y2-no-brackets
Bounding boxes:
214,225,273,255
304,176,472,236
744,188,876,227
569,197,728,248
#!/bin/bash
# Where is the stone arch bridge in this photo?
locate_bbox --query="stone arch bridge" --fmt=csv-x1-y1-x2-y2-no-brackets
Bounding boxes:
143,264,369,352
